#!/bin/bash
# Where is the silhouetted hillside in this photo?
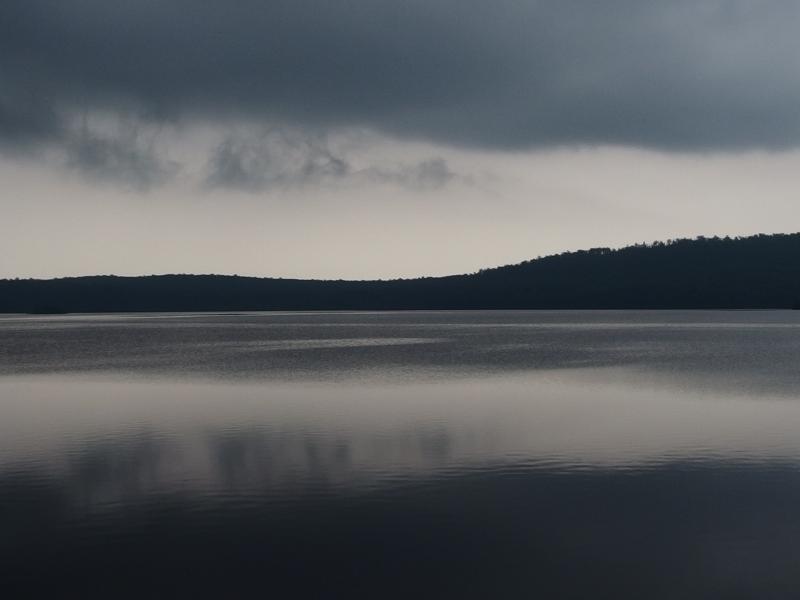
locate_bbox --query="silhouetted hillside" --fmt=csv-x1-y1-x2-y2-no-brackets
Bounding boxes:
3,233,800,312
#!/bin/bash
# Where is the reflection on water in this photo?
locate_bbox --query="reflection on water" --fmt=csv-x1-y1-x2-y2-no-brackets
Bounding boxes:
3,311,800,598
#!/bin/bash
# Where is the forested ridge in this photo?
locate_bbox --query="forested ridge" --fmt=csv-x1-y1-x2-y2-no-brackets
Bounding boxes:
3,233,800,312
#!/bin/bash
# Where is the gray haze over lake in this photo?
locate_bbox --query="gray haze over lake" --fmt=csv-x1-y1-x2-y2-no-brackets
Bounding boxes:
4,310,800,598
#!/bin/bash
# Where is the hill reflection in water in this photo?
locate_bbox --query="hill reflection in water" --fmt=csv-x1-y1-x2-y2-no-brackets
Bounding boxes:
4,311,800,598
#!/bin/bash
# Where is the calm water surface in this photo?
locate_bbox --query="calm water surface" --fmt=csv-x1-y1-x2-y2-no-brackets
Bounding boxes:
3,310,800,598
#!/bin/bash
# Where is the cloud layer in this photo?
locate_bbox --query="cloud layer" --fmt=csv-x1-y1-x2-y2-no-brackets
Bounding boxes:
2,0,800,159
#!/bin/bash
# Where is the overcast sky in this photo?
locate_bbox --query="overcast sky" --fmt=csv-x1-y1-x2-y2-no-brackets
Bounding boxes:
2,0,800,279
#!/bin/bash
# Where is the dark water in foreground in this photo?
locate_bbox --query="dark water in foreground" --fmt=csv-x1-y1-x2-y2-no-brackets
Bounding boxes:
3,310,800,598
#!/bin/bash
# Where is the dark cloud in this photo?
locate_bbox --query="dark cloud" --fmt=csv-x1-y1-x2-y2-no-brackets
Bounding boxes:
205,130,350,191
64,123,180,190
2,0,800,154
0,85,61,150
204,130,458,192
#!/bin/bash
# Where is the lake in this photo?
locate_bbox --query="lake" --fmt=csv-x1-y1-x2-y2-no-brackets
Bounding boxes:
3,310,800,598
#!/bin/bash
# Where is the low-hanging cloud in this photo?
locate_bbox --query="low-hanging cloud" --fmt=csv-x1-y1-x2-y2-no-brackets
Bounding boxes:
204,130,458,192
363,159,457,192
205,131,350,191
64,123,180,191
2,0,800,159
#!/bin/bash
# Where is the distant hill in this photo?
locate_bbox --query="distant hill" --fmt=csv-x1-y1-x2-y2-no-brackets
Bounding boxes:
3,233,800,312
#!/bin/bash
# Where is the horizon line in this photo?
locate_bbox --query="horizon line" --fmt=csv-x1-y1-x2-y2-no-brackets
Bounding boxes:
3,231,796,284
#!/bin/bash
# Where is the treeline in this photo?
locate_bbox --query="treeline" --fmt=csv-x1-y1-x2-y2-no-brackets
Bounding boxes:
3,233,800,312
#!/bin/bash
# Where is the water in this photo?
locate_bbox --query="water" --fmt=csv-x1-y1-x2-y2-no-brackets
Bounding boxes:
3,310,800,598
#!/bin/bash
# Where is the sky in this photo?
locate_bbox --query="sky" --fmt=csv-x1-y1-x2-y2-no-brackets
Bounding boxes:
2,0,800,280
